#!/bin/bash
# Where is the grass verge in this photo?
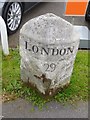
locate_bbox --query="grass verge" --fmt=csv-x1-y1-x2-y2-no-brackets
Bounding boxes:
2,49,89,109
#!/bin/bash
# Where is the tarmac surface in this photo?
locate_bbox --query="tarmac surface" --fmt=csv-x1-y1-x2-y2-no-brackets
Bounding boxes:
2,98,88,118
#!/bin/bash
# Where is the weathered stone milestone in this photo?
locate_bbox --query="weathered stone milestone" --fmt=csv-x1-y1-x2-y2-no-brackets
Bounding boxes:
20,13,80,96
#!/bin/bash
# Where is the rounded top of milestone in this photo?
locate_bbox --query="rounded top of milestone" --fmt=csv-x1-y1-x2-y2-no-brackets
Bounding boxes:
20,13,75,44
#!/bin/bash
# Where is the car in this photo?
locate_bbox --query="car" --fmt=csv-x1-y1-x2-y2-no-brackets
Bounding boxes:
0,1,38,34
85,1,90,21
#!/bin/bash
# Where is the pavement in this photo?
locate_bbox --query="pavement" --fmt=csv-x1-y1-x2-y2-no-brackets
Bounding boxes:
2,98,88,118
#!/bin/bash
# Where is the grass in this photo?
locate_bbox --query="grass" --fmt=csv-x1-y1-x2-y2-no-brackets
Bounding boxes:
0,48,2,95
2,48,89,108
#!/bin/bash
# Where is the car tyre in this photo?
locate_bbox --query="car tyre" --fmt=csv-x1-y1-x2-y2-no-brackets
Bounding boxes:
2,2,23,35
85,11,90,21
85,2,90,21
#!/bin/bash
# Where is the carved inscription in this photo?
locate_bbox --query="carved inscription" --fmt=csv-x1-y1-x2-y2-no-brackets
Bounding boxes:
44,63,56,72
25,41,74,56
24,41,75,72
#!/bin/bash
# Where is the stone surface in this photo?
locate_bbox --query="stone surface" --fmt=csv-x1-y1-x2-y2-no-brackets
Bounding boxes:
20,13,80,95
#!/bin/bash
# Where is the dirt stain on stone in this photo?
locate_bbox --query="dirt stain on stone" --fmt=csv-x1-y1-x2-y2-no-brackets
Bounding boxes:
34,74,51,90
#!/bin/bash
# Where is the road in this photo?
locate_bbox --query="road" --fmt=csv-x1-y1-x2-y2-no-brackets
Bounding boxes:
8,2,89,48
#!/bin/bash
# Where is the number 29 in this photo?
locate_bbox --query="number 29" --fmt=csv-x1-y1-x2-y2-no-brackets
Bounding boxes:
44,63,56,72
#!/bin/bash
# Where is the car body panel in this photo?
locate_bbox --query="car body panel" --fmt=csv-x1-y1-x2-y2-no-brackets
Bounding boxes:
0,1,38,16
0,2,4,15
24,2,37,11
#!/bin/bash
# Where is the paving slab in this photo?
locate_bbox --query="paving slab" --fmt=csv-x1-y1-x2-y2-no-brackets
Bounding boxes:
2,98,88,118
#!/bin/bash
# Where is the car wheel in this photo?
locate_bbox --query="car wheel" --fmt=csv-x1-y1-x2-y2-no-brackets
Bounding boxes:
2,2,23,35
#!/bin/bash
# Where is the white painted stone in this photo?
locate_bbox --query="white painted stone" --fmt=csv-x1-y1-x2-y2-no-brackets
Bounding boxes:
20,13,80,95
